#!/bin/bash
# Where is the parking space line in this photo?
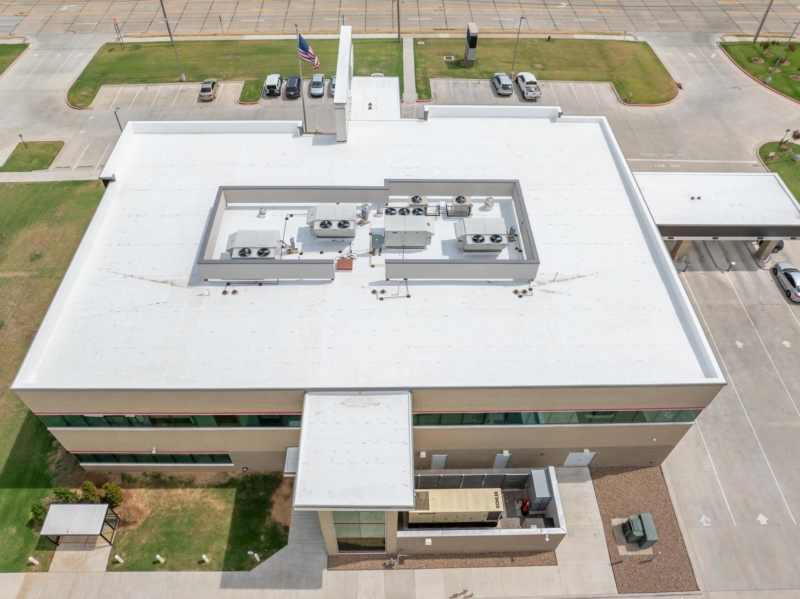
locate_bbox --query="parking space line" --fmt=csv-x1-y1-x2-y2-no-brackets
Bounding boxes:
549,83,559,105
16,48,53,90
171,85,182,107
674,46,701,80
725,271,800,418
45,48,75,87
696,46,726,82
72,142,90,171
590,83,600,104
683,272,798,526
129,86,142,108
108,87,122,110
468,81,475,104
695,420,737,526
787,303,800,329
94,142,111,170
569,83,580,105
150,85,162,107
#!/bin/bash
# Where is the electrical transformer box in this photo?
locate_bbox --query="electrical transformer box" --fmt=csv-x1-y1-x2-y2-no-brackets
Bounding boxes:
525,469,552,512
409,488,502,524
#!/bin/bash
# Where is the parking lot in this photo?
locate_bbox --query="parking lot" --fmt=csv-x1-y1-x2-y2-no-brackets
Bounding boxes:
663,239,800,593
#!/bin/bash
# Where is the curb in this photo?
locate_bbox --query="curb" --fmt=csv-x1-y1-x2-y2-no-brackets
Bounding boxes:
65,95,89,110
0,40,30,81
717,42,800,106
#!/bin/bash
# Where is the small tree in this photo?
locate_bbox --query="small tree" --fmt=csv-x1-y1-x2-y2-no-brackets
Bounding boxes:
760,40,771,52
103,482,123,507
81,481,101,504
31,501,48,525
792,130,800,144
52,486,79,504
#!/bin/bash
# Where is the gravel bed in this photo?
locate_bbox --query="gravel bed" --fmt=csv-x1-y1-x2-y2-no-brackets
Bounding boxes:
329,550,556,570
591,466,698,594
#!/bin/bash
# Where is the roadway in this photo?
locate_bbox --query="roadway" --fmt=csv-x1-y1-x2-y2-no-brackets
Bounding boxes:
1,0,800,37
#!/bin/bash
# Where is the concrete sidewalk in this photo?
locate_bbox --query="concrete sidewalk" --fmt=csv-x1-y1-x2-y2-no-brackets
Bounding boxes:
0,171,102,182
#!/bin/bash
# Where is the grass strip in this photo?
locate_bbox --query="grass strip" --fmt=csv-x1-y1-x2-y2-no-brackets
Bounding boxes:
68,39,403,107
0,44,27,77
759,141,800,202
721,42,800,102
0,142,64,172
414,38,678,104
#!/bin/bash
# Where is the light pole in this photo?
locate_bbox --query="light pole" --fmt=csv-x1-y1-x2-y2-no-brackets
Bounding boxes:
395,0,401,42
509,16,526,79
341,14,345,30
18,134,27,149
114,107,122,131
159,0,185,82
752,0,775,44
766,21,799,84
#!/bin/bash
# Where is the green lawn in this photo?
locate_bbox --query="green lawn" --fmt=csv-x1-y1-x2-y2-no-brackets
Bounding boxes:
760,142,800,202
414,38,678,103
0,142,64,172
0,181,105,572
107,473,288,571
0,44,27,77
68,39,403,107
721,42,800,101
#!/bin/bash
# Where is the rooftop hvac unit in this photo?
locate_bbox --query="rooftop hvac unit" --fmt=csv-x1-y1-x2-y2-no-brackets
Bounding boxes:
408,195,429,209
385,215,433,248
449,195,472,217
409,488,503,524
455,218,509,252
306,205,357,238
226,230,281,259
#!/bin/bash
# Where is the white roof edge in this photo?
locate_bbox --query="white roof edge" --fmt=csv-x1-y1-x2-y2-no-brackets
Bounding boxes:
333,26,352,105
561,115,725,385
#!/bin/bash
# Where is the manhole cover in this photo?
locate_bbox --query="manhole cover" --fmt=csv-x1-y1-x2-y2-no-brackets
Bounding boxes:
443,55,455,61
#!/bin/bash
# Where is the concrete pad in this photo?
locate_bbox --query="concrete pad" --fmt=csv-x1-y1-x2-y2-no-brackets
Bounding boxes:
413,569,444,599
553,467,602,527
324,570,357,599
499,566,534,597
283,569,325,599
69,572,104,599
78,540,112,572
688,527,759,591
284,543,327,571
383,570,414,599
470,566,503,598
17,572,77,599
289,517,324,544
441,568,472,598
217,571,252,598
357,571,384,599
50,542,87,572
557,564,616,595
670,471,736,528
254,547,289,572
555,525,610,565
737,526,800,590
0,574,25,599
161,571,223,599
531,566,562,596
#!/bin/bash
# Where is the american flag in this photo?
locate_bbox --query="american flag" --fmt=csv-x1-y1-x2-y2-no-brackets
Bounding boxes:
298,35,320,69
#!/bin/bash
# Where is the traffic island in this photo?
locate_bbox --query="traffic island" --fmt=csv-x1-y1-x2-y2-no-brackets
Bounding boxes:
591,466,698,594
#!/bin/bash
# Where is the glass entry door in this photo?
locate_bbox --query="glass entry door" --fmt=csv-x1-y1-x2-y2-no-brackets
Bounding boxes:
332,511,386,553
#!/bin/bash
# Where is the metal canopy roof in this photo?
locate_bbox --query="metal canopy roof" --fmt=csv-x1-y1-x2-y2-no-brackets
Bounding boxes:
294,391,414,511
636,173,800,240
40,504,109,536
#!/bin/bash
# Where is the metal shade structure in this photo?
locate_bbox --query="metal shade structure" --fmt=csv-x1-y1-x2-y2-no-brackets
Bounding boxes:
40,503,120,546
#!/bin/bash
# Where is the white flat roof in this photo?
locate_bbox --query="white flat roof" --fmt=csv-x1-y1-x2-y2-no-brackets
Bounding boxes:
41,504,109,536
294,391,414,510
636,172,800,233
349,77,401,121
13,112,723,391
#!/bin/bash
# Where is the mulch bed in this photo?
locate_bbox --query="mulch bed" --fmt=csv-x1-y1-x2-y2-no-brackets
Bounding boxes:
590,466,698,594
329,550,556,570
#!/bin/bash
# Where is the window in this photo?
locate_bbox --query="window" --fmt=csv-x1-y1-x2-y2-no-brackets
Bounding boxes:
75,452,233,465
332,511,386,553
41,414,303,428
411,409,702,426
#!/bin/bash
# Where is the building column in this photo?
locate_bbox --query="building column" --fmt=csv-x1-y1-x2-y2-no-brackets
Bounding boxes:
317,511,339,556
385,510,398,554
754,240,778,263
669,239,692,262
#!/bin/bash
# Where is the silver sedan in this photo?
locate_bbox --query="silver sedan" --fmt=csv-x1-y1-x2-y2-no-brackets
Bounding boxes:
772,261,800,302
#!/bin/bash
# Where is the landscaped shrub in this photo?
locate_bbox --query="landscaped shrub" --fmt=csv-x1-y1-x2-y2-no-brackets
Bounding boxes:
103,482,123,507
31,501,48,524
52,486,79,504
81,481,101,503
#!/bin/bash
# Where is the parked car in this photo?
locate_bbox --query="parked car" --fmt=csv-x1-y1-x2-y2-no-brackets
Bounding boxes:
772,262,800,302
198,79,219,101
516,72,542,101
285,76,301,98
759,239,785,254
309,74,325,97
263,74,282,97
329,76,337,97
491,73,513,96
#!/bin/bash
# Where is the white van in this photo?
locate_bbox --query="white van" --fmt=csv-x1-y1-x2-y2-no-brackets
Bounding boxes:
263,74,283,97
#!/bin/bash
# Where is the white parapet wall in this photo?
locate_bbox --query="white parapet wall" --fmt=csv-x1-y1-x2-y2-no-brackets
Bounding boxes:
334,26,353,142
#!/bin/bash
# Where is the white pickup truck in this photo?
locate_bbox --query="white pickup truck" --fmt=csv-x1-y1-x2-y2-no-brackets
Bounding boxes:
516,72,542,102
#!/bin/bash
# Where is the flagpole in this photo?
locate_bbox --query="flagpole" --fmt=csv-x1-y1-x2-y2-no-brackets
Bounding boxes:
295,25,308,135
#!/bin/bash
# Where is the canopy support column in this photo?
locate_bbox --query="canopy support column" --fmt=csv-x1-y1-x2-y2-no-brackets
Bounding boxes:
754,240,777,263
669,239,692,262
